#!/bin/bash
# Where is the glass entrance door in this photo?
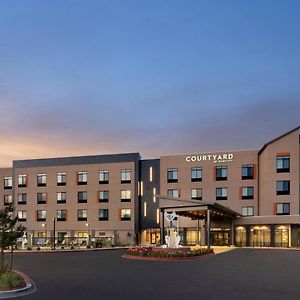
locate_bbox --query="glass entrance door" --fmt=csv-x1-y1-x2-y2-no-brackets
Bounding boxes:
211,231,229,246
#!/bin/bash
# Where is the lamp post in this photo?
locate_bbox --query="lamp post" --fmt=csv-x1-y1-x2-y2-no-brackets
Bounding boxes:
85,223,90,247
53,217,56,250
42,223,47,246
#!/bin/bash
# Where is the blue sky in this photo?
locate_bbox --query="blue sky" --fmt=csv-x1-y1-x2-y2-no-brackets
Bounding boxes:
0,0,299,166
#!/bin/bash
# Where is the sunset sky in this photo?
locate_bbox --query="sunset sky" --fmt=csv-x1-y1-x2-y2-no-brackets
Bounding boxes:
0,1,299,167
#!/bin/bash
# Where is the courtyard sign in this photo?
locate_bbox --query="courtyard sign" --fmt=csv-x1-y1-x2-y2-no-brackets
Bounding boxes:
185,153,234,163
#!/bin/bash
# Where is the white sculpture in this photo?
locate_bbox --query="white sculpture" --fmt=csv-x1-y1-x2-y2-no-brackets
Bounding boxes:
164,211,181,248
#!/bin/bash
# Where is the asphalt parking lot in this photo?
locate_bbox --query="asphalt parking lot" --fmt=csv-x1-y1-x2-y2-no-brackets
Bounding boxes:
13,248,300,300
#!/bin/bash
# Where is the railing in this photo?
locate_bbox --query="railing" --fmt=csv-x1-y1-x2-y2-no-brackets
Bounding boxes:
16,236,114,249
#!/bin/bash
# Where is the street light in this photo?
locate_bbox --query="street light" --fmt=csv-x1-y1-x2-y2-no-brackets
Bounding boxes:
42,223,47,246
53,217,56,250
85,223,90,247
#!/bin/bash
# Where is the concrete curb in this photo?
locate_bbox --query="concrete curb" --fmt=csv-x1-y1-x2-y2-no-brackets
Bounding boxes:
243,247,300,251
0,270,36,299
12,247,128,254
122,253,215,261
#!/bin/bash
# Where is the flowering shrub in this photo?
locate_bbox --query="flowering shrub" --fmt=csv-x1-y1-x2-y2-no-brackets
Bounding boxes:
126,247,214,258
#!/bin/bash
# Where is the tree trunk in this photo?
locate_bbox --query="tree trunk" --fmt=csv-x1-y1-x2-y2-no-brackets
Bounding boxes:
9,246,13,273
0,248,4,274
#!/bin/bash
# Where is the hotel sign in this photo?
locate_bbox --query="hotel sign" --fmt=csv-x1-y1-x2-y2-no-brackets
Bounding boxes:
185,153,234,163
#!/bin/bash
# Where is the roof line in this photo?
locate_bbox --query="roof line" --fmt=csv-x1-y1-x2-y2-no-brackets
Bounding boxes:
258,126,300,155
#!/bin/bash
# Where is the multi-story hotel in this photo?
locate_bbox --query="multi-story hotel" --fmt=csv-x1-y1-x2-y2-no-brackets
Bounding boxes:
0,126,299,248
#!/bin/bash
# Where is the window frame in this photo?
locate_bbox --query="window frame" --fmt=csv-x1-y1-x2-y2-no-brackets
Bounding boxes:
191,167,202,182
216,166,227,181
167,168,178,183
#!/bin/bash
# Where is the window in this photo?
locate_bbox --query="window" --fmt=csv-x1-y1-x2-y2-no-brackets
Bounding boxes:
242,206,254,216
121,190,131,202
37,210,46,221
57,172,67,186
167,189,179,197
18,193,27,205
37,174,47,187
167,168,178,183
191,188,202,200
216,166,227,181
216,188,227,200
276,203,290,215
4,195,13,206
18,175,27,187
149,167,153,182
78,191,87,203
4,177,12,189
191,167,202,182
99,209,109,221
121,209,131,221
276,181,290,195
242,164,254,180
121,169,131,184
78,209,87,221
242,187,254,200
99,170,109,184
99,191,109,203
57,210,67,221
277,155,290,173
18,210,27,222
37,193,47,204
77,171,87,185
57,192,66,204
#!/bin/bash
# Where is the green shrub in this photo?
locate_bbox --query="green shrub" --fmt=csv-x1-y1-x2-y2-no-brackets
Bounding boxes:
0,272,19,290
37,247,41,251
26,247,32,251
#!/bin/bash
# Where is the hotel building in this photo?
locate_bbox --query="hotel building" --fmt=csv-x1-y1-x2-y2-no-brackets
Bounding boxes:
0,126,299,248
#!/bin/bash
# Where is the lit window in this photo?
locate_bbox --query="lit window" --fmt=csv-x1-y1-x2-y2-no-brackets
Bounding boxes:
121,209,131,221
57,210,67,221
121,170,131,183
242,206,254,216
121,190,131,202
144,202,147,217
276,203,290,215
149,167,153,182
37,193,47,204
18,193,27,205
99,191,109,202
191,188,202,200
18,210,27,222
167,189,179,197
191,167,202,182
57,172,67,186
99,170,109,184
78,209,87,221
153,187,156,203
276,155,290,173
4,195,13,206
99,209,109,221
57,192,66,204
18,175,27,187
167,168,178,183
37,174,47,187
77,171,87,185
78,191,88,203
216,188,227,200
156,209,160,224
4,177,12,189
276,181,290,195
242,187,254,199
37,210,46,221
216,166,227,181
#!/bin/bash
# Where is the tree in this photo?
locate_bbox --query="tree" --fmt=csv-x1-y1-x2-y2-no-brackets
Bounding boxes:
0,204,26,273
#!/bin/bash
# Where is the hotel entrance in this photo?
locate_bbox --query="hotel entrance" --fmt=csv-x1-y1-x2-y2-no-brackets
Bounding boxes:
211,231,230,246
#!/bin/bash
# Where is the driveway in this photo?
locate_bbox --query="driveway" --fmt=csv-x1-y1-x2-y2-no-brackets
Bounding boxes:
13,248,300,300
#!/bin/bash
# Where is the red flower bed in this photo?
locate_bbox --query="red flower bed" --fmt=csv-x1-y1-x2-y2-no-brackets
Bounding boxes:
126,247,214,258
